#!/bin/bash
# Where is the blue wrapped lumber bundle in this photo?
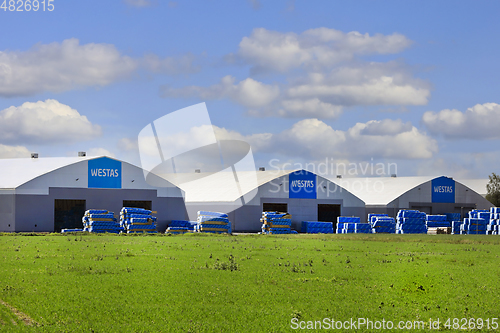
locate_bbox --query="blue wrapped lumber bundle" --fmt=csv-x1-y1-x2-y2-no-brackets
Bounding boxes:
61,228,84,233
336,222,373,234
337,216,361,224
426,215,451,228
261,211,292,234
82,210,123,233
451,221,463,235
396,210,427,234
487,224,500,235
468,209,489,219
354,223,373,234
336,217,371,234
198,211,228,218
445,213,461,222
165,220,197,234
301,221,334,234
336,222,348,233
166,227,193,234
461,217,487,235
478,212,491,221
491,207,500,214
368,214,389,224
488,209,500,235
370,216,396,234
490,213,500,222
120,207,158,234
197,211,232,234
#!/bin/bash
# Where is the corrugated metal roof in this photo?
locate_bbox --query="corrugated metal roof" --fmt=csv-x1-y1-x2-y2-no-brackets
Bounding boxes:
0,156,96,189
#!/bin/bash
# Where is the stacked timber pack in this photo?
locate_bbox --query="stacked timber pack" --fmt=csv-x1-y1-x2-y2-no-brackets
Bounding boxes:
301,221,334,234
451,221,463,235
82,209,122,233
456,209,500,235
165,220,197,234
368,214,396,234
488,207,500,235
61,228,84,233
396,210,427,234
336,217,372,234
426,215,451,234
261,212,292,234
120,207,158,234
445,213,462,235
426,215,449,228
460,210,489,235
197,211,232,234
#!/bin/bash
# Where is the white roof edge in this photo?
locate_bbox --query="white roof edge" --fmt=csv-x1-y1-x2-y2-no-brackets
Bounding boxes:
0,155,131,189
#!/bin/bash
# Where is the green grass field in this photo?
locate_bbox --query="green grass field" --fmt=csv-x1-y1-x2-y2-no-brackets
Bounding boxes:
1,233,499,332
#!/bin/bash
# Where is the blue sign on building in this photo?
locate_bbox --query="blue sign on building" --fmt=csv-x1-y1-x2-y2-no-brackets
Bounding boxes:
289,170,316,199
431,176,455,203
88,157,122,189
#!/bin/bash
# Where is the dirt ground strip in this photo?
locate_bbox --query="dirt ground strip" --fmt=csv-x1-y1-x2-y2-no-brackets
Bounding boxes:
0,298,39,326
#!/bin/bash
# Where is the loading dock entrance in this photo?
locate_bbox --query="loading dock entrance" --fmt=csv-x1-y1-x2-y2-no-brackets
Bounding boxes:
263,203,288,213
318,204,341,230
54,199,86,232
123,200,152,210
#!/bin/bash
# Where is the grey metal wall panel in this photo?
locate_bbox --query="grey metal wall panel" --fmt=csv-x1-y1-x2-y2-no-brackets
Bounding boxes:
233,204,261,232
15,194,52,232
0,193,15,232
365,205,391,218
13,187,187,232
341,207,367,222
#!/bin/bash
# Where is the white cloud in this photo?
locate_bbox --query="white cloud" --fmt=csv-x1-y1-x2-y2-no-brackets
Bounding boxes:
345,121,437,159
422,103,500,139
0,144,30,158
161,29,427,119
124,0,154,7
0,39,201,97
235,28,412,73
278,98,343,118
118,138,139,151
360,119,413,136
87,147,115,157
287,63,430,106
143,53,199,75
0,38,136,97
414,151,500,179
0,99,102,144
161,75,280,108
216,118,437,160
162,62,429,118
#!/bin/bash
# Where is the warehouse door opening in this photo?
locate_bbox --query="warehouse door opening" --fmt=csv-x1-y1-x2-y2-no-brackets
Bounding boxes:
123,200,152,210
318,204,341,230
263,203,288,213
54,199,86,232
456,206,476,219
410,205,432,215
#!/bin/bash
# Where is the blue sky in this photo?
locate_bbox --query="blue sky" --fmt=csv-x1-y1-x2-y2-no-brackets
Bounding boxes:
0,0,499,178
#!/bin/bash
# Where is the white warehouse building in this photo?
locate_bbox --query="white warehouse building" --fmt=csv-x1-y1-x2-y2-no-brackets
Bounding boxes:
325,175,493,221
0,156,186,232
0,155,494,233
168,169,366,232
